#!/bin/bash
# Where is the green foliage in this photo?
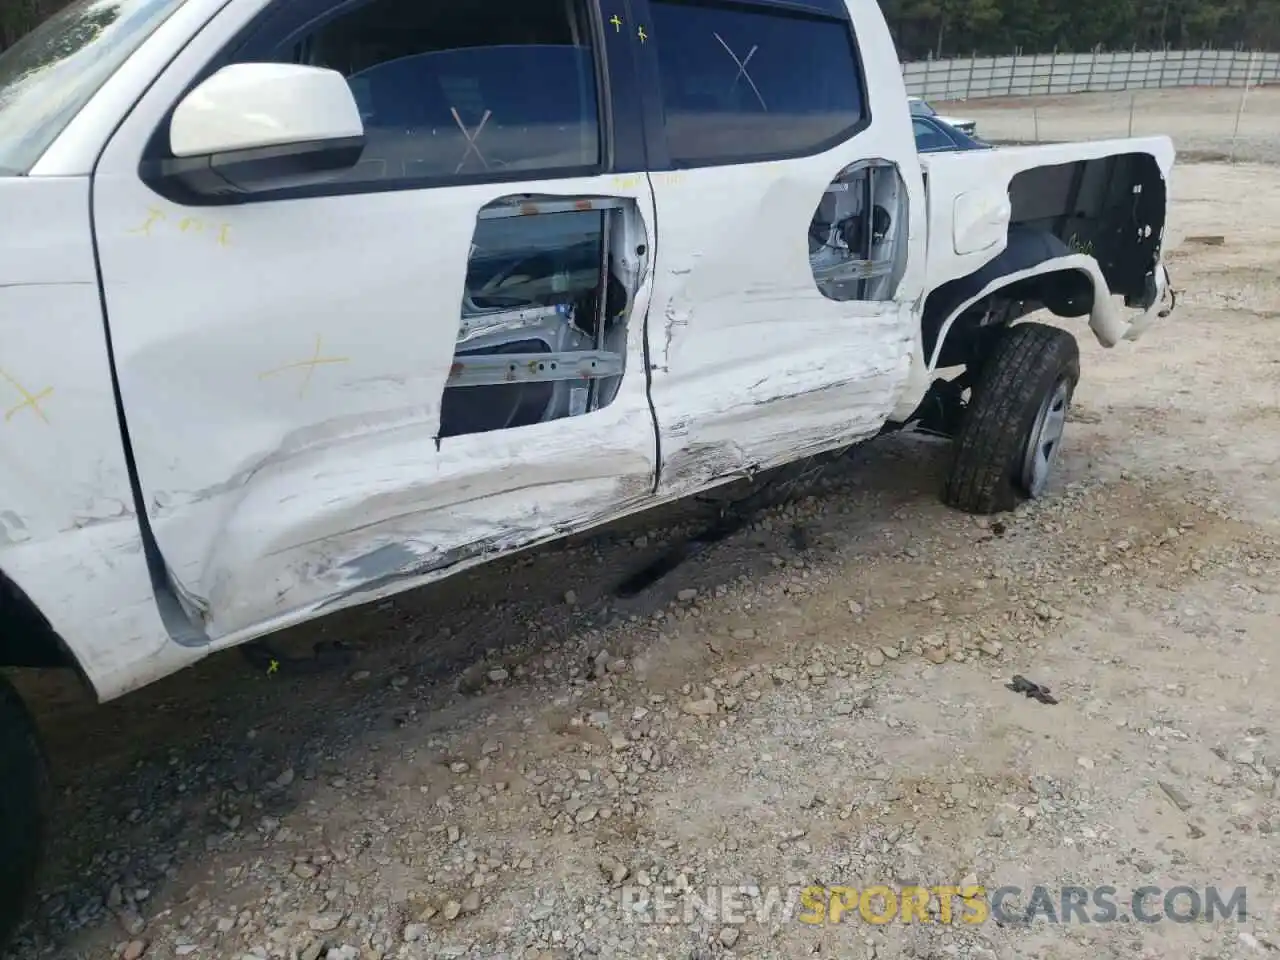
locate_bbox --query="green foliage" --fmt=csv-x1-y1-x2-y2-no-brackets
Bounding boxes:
881,0,1280,57
1,2,117,70
1,0,46,49
2,0,1278,57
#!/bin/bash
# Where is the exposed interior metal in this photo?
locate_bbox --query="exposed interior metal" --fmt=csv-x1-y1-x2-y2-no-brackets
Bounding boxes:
808,158,908,302
438,195,643,439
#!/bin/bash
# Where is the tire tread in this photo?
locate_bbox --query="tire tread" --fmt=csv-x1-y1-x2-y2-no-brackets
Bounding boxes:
942,321,1080,515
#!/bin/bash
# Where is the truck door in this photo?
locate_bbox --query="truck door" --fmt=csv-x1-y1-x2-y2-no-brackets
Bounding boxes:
91,0,659,641
627,0,928,497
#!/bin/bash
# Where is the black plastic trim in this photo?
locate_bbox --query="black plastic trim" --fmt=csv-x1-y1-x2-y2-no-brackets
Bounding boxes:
141,136,366,205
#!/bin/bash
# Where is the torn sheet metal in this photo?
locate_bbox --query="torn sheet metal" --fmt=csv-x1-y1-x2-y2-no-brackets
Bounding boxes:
643,0,930,500
441,195,636,437
918,135,1175,294
94,146,659,640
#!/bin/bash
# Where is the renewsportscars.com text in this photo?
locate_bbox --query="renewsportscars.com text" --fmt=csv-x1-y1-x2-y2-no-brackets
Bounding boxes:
618,883,1248,926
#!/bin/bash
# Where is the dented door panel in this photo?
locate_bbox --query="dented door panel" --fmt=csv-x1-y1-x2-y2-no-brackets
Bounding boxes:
91,0,661,640
630,0,928,497
645,164,922,495
94,175,660,638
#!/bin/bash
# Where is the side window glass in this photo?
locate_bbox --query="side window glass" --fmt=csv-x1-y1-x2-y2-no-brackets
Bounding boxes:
648,1,865,166
260,0,601,186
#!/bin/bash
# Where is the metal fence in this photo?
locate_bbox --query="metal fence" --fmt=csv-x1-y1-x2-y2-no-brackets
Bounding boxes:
902,48,1280,102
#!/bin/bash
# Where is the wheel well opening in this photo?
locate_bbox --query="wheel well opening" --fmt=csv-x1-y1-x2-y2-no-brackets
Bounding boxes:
0,569,82,678
925,267,1094,371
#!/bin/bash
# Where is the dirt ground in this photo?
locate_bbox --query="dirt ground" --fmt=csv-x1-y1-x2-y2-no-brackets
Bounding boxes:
938,85,1280,163
7,92,1280,960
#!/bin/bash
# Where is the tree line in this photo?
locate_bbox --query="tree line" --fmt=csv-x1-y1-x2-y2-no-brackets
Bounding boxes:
4,0,1280,57
882,0,1280,59
1,0,47,51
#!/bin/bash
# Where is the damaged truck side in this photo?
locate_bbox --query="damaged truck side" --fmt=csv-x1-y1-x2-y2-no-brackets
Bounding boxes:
0,0,1173,940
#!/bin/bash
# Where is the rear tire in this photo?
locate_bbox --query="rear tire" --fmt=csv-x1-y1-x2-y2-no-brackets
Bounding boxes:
942,321,1080,515
0,673,50,950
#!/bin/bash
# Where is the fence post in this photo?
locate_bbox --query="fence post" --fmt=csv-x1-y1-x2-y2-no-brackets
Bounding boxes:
1007,49,1015,96
1085,45,1097,92
966,50,976,99
1128,90,1136,136
1231,49,1256,163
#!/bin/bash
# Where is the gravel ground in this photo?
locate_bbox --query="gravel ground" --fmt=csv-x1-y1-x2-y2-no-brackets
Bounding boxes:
7,99,1280,960
938,86,1280,163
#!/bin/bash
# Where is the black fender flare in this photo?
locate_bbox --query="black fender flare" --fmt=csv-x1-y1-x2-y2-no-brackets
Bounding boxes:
922,227,1094,369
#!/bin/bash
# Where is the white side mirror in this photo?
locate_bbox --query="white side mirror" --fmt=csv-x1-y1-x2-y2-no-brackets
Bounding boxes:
171,62,363,158
153,63,366,197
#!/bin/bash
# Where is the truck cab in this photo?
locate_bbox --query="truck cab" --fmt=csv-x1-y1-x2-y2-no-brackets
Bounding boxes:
0,0,1173,943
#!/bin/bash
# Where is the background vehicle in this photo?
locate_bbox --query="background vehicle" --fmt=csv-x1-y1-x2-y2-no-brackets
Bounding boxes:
909,94,979,135
912,114,990,152
0,0,1173,943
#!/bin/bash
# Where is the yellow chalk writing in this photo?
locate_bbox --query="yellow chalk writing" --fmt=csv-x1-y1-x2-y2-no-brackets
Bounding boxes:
129,207,166,237
0,369,52,424
259,334,350,399
129,207,231,247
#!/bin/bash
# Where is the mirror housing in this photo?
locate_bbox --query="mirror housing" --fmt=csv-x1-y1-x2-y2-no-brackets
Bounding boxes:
145,63,365,200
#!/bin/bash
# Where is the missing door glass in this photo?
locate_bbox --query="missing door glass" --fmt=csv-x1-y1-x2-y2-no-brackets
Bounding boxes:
438,195,647,439
809,159,908,303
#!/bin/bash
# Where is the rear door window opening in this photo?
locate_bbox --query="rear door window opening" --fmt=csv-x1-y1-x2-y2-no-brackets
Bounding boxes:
646,0,868,166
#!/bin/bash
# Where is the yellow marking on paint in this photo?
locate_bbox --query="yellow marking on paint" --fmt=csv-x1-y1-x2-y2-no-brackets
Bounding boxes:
637,25,647,42
129,207,166,236
131,208,231,246
259,334,350,398
609,13,623,30
267,659,280,676
0,370,52,424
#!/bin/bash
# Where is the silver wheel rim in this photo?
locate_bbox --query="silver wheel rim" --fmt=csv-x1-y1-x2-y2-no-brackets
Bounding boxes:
1021,378,1072,498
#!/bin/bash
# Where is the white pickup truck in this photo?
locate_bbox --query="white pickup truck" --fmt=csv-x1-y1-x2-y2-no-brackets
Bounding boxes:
0,0,1173,940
